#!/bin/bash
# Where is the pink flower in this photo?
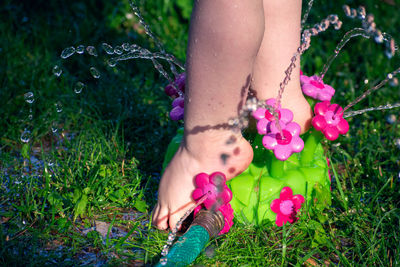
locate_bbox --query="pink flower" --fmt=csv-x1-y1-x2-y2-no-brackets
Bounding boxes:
262,121,304,161
300,75,335,101
192,172,233,210
169,97,184,121
312,101,349,141
164,73,186,97
270,187,305,227
252,98,293,135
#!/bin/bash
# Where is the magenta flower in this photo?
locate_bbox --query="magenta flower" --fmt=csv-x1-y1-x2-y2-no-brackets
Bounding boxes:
300,75,335,101
312,101,349,141
164,73,186,97
270,187,305,227
192,172,233,210
252,98,293,135
169,96,184,121
262,121,304,161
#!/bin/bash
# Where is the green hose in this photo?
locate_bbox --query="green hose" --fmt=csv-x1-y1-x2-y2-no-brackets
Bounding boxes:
156,210,225,266
155,225,210,267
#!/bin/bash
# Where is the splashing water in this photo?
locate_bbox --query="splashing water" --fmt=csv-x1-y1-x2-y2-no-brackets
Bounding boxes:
342,5,398,59
343,102,400,118
20,129,31,143
102,43,114,54
24,92,34,104
343,66,400,114
61,46,75,59
55,102,63,113
52,65,62,77
76,45,85,54
114,46,123,55
301,0,314,28
319,28,370,79
74,82,85,94
86,46,98,57
89,67,100,79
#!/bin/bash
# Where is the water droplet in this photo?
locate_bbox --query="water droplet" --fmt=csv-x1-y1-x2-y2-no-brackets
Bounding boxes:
114,46,123,55
76,45,85,54
386,114,396,124
395,138,400,149
55,102,63,113
389,77,398,87
20,129,30,143
102,43,114,54
51,124,58,133
89,67,100,79
60,46,75,59
24,92,34,104
107,59,117,67
74,81,85,94
122,43,130,51
52,65,62,77
86,46,98,57
343,5,351,17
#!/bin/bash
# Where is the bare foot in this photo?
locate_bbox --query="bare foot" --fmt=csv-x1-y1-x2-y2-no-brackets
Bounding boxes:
152,129,253,230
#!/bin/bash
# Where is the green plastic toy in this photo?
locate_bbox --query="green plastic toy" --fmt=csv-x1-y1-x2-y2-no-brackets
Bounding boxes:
161,127,331,226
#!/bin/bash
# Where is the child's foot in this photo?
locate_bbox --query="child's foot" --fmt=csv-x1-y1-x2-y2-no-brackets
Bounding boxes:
152,129,253,230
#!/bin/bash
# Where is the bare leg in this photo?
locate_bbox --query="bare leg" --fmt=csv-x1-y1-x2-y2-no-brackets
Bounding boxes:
252,0,312,133
152,0,264,230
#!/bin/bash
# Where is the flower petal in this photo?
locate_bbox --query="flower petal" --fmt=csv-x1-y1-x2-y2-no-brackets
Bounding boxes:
262,134,278,149
324,125,339,141
195,173,210,188
266,98,279,108
292,194,305,210
275,213,288,227
291,136,305,153
300,74,310,84
337,118,349,134
257,119,269,135
252,108,266,120
210,172,226,186
192,188,204,201
285,122,301,137
280,187,293,200
314,101,330,116
270,199,281,214
274,144,293,161
170,106,184,121
220,185,233,204
280,109,294,124
312,115,327,131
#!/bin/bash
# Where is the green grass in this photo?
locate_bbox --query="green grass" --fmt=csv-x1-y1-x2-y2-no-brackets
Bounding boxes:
1,0,400,265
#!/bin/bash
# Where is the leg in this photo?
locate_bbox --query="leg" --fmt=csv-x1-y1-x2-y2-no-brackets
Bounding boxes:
153,0,264,230
251,0,312,133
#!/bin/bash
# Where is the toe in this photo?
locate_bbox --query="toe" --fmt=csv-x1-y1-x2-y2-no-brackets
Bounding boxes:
153,205,169,230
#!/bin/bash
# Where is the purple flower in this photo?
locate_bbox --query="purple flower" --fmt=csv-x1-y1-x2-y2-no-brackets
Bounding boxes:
301,75,335,101
262,121,304,161
252,98,293,135
169,97,184,121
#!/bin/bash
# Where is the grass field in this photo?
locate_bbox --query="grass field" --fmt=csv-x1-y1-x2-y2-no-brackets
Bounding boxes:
1,0,400,265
